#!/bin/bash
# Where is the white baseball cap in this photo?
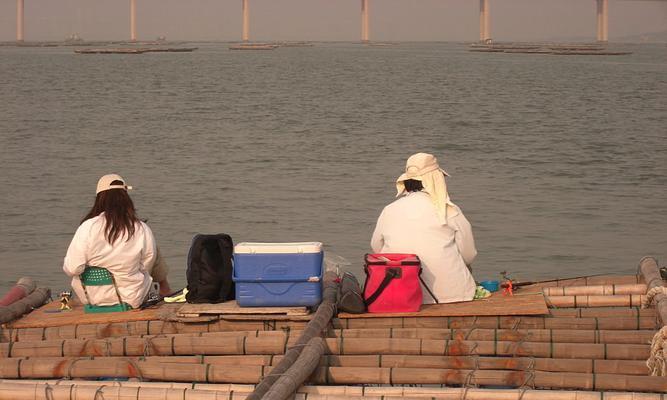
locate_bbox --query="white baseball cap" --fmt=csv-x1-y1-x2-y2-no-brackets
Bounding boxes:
96,174,133,194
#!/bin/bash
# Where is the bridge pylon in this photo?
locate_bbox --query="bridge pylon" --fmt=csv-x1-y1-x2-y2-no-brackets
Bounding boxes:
596,0,608,42
479,0,491,43
361,0,370,42
16,0,24,42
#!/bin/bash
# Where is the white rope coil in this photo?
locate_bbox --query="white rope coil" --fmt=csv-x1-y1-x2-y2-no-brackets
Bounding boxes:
641,286,667,309
647,326,667,376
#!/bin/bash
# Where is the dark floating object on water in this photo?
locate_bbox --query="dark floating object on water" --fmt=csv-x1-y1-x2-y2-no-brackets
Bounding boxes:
469,42,632,56
365,41,398,47
274,41,314,47
229,43,279,50
74,47,198,54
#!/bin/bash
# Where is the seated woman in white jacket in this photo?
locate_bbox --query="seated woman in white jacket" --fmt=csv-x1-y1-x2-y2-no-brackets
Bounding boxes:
63,174,170,309
371,153,477,304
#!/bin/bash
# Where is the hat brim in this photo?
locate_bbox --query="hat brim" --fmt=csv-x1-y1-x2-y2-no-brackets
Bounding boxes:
396,168,449,183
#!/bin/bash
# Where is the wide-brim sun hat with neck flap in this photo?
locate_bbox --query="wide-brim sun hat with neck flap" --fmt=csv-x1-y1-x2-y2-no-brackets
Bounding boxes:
96,174,133,194
395,152,456,225
396,152,449,184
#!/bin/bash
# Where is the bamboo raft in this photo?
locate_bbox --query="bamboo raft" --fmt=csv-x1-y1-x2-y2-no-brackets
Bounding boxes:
229,43,279,50
469,42,632,56
74,47,198,54
0,257,666,399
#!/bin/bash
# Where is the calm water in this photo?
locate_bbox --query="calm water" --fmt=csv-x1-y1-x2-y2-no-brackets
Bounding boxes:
1,42,666,295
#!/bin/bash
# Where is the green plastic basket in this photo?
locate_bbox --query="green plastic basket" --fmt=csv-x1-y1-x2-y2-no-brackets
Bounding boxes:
81,266,132,313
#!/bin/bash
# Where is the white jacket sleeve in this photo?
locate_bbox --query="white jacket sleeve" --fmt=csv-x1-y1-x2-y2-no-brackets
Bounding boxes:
140,223,157,273
63,221,91,277
370,208,386,253
451,211,477,266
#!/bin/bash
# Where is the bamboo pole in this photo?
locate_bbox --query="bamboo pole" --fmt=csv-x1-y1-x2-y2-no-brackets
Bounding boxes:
4,379,667,400
0,288,50,325
309,367,667,392
0,332,651,360
5,314,656,347
2,357,264,382
0,353,650,376
0,278,35,307
246,271,339,400
0,379,257,391
324,327,655,344
320,337,649,360
543,284,646,296
0,334,287,357
144,353,652,375
19,324,659,350
3,381,665,400
2,361,663,392
335,315,658,330
639,256,667,325
4,324,656,346
2,318,309,343
7,309,657,343
546,295,645,308
549,307,655,318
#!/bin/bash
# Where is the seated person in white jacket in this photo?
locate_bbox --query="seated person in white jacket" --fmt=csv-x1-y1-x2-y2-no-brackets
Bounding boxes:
63,174,170,309
371,153,477,304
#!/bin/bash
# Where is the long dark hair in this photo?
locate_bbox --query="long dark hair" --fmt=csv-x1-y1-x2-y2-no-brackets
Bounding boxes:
82,181,140,243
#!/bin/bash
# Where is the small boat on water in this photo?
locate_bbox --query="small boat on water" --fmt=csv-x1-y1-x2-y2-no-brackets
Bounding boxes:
74,47,198,54
274,41,314,47
469,42,632,56
0,256,666,399
229,43,279,50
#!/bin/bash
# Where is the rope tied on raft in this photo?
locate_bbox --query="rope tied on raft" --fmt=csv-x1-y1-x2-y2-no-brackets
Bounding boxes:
143,336,159,356
459,370,479,400
93,385,108,400
642,286,667,309
647,326,667,376
44,383,54,400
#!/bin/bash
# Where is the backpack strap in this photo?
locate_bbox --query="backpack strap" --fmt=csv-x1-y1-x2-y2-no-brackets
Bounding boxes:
365,268,400,307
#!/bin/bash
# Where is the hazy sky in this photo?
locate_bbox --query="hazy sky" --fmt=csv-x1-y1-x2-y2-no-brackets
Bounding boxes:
1,0,666,42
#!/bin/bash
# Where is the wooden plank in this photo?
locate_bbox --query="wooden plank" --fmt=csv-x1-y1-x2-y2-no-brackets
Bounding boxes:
177,301,309,317
338,293,548,319
7,300,178,329
217,314,313,321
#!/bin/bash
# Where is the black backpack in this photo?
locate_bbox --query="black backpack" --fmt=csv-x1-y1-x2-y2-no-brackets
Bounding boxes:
185,233,235,303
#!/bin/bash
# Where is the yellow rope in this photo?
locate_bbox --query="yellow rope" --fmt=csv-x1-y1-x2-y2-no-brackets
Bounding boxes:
642,286,667,308
646,326,667,376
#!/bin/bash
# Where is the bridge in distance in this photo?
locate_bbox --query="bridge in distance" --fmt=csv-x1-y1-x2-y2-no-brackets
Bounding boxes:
11,0,666,44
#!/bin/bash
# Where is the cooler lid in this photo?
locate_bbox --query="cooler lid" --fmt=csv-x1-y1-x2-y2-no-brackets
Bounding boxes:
234,242,323,254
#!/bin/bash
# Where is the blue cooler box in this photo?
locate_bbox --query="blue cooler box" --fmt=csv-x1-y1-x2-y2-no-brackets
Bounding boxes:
233,242,323,307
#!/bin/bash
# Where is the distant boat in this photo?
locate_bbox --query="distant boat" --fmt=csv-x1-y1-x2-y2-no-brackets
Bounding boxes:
229,43,278,50
74,47,197,55
366,42,398,47
275,41,314,47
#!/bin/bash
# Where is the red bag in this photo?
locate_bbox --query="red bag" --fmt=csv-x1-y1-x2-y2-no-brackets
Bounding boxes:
363,253,423,313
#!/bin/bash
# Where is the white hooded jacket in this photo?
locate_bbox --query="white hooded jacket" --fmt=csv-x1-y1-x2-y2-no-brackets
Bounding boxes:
371,191,477,303
63,214,157,309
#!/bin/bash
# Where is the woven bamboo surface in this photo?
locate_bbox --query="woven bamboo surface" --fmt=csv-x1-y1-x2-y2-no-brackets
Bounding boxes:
338,292,548,318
